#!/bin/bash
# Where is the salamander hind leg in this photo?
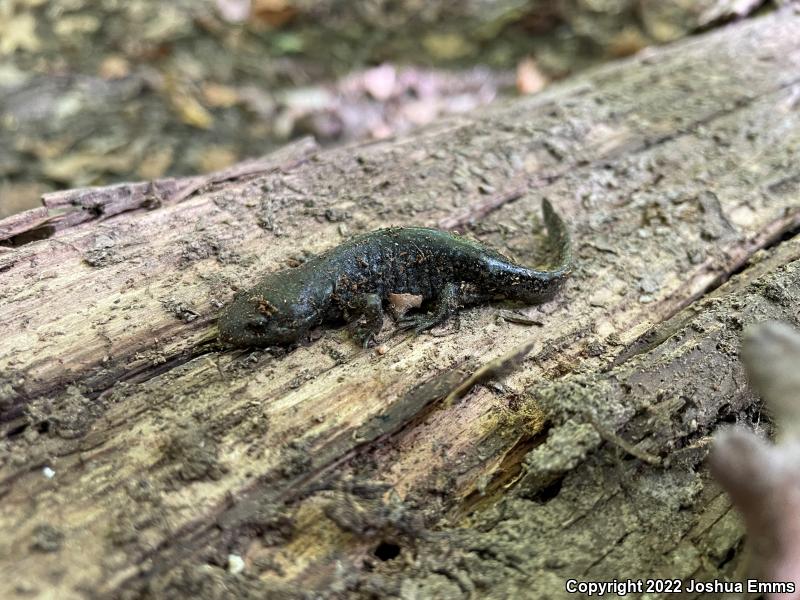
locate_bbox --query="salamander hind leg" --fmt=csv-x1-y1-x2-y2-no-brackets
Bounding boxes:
349,293,384,348
398,282,461,334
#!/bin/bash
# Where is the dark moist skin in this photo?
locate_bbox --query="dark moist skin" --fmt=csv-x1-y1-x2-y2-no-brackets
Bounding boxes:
218,199,572,348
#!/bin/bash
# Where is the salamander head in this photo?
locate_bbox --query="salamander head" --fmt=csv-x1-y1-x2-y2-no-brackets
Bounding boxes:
217,287,319,347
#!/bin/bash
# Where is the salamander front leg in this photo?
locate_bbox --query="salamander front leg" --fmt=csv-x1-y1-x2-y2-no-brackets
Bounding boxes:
350,293,384,348
398,282,461,334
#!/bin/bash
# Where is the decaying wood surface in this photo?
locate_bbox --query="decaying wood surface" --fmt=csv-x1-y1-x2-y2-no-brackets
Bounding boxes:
1,10,799,600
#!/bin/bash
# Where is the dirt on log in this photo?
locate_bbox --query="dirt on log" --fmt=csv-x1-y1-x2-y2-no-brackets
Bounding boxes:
1,10,800,600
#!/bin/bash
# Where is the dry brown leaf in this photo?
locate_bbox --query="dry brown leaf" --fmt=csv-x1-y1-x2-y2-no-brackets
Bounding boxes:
165,81,215,129
215,0,251,23
196,146,238,173
608,27,649,58
42,153,137,184
251,0,297,27
516,57,548,95
0,11,41,55
53,14,101,37
362,64,397,101
388,293,423,317
99,55,131,80
202,83,240,108
137,146,174,180
14,136,72,160
0,182,50,219
401,99,438,126
422,32,472,60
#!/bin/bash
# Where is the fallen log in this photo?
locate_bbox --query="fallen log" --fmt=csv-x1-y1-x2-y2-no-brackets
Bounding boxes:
1,9,799,599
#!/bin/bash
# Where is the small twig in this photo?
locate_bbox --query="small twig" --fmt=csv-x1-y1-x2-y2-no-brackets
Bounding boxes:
0,207,52,242
588,417,662,466
443,338,538,408
498,310,544,326
438,184,525,231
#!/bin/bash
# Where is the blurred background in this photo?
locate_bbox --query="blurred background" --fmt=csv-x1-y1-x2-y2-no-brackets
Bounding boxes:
0,0,772,218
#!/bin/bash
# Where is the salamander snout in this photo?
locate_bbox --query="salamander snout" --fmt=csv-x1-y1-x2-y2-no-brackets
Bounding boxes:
217,291,317,348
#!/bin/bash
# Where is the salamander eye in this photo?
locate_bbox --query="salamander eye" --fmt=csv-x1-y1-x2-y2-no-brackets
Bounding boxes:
246,315,271,331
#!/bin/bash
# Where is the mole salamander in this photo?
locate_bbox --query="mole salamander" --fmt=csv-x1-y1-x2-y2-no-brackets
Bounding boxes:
218,198,572,348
